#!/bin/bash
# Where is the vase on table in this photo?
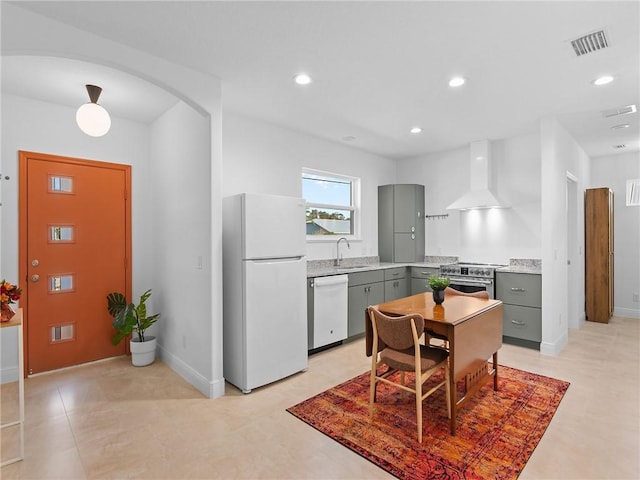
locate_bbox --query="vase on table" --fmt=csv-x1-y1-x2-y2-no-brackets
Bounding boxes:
1,303,15,322
432,290,445,305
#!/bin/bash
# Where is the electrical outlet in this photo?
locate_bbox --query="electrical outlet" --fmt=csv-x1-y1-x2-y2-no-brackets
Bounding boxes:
633,293,639,303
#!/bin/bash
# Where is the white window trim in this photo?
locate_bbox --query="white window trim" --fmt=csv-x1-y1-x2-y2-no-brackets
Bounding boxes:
303,168,361,242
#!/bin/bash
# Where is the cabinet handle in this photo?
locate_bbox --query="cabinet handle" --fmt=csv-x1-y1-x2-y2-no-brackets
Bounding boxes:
411,226,415,232
510,319,526,326
392,272,399,277
411,234,415,240
510,287,526,292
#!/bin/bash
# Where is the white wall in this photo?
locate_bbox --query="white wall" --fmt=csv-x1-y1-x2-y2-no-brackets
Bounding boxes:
396,132,542,264
591,151,640,318
150,101,220,395
0,94,153,382
540,116,591,355
221,111,397,260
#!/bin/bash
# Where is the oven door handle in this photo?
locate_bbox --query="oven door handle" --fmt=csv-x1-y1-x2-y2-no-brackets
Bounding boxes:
448,279,493,286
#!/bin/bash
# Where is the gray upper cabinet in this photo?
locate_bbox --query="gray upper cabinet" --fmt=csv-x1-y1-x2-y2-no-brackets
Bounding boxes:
378,184,425,263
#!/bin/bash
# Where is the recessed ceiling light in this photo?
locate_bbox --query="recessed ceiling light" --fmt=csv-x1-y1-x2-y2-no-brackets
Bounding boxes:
410,126,422,134
593,75,614,86
293,73,312,85
611,124,630,130
449,76,465,87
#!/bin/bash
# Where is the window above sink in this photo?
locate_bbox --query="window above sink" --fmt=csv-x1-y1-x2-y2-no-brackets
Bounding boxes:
302,168,361,242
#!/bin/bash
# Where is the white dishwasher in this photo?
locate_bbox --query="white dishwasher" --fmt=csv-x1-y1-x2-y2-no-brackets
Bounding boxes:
311,275,348,349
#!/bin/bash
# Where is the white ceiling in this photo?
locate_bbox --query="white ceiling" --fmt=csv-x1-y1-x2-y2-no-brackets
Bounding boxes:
2,1,639,160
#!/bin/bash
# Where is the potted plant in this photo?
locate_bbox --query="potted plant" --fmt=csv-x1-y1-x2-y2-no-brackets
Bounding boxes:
428,275,450,305
107,289,160,366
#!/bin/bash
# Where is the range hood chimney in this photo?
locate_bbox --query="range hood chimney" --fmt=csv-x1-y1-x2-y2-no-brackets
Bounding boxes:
446,140,509,211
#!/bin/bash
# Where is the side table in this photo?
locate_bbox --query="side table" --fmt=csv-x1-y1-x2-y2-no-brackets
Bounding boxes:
1,308,24,466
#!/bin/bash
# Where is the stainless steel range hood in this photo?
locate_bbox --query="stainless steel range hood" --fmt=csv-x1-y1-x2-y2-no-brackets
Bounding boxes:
446,140,509,211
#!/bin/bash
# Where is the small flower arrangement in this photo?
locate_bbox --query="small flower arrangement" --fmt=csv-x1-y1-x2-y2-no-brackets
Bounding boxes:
1,279,22,305
428,275,450,291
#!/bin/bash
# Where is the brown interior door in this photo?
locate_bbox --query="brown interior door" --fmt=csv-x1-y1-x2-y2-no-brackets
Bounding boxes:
19,151,131,374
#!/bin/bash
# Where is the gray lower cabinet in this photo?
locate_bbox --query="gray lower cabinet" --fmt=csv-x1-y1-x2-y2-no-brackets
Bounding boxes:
384,267,408,302
347,270,385,338
410,266,439,294
495,272,542,349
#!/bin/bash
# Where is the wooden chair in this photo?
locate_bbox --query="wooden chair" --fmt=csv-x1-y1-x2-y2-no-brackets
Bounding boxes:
368,306,450,443
425,287,490,349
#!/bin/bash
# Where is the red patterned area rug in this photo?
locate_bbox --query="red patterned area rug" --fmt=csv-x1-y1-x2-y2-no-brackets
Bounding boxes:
287,365,569,480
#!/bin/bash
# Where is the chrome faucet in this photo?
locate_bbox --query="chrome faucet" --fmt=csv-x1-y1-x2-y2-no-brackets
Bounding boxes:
335,237,351,266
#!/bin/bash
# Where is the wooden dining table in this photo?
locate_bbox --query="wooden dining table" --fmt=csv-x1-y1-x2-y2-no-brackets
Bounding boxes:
366,292,503,435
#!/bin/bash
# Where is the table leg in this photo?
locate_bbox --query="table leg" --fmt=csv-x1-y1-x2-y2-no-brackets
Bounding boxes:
449,368,457,435
493,351,499,391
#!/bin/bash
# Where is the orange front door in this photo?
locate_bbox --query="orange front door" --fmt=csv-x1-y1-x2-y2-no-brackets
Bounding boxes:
19,151,131,374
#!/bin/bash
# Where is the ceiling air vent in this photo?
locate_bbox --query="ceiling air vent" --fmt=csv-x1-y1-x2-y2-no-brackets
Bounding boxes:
602,104,638,118
570,29,609,57
613,144,627,150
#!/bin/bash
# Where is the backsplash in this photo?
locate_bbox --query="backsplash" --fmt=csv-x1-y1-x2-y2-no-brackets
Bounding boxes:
306,256,380,273
424,256,458,265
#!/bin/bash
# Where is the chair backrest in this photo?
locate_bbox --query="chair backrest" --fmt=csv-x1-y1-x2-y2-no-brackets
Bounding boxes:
444,286,489,299
368,307,424,350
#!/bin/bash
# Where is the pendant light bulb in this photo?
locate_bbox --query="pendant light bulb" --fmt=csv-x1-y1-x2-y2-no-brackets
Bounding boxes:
76,84,111,137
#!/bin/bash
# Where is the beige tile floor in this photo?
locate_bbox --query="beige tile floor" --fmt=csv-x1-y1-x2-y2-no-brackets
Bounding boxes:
1,316,638,479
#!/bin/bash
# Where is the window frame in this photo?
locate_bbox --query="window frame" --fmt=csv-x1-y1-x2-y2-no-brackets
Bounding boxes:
302,168,361,242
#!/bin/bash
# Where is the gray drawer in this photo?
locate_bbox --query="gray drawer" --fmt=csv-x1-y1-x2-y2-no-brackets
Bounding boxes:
502,304,542,342
348,270,384,287
384,267,407,281
411,266,439,279
496,272,541,308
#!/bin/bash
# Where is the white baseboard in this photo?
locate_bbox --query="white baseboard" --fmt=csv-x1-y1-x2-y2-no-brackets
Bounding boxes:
540,330,569,356
157,345,225,399
613,306,640,319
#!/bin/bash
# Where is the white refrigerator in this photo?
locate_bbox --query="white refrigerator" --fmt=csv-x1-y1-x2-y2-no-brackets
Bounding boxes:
222,193,308,393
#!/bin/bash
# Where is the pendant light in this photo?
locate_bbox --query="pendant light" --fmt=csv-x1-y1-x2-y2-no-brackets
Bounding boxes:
76,85,111,137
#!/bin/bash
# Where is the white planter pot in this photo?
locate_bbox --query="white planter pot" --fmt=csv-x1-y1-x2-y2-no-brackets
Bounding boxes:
130,336,156,367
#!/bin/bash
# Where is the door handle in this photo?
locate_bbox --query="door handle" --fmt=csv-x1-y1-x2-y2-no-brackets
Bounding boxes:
30,274,40,282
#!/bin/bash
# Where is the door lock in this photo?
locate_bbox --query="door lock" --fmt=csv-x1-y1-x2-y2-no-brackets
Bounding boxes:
30,274,40,282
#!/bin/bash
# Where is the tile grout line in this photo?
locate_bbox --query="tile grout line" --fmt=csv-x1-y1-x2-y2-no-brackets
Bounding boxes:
58,386,89,480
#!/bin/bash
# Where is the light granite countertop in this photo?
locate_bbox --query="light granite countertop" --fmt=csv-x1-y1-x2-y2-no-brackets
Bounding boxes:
307,256,542,277
498,258,542,275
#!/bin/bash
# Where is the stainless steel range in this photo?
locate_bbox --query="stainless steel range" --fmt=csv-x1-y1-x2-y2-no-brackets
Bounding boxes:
439,262,505,299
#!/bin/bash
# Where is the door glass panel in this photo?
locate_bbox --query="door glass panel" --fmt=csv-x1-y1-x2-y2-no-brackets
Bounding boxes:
50,324,75,343
49,175,74,193
49,274,74,293
49,225,74,242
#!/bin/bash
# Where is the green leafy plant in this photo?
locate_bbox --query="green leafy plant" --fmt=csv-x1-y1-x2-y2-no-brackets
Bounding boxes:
107,289,160,345
428,275,450,291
